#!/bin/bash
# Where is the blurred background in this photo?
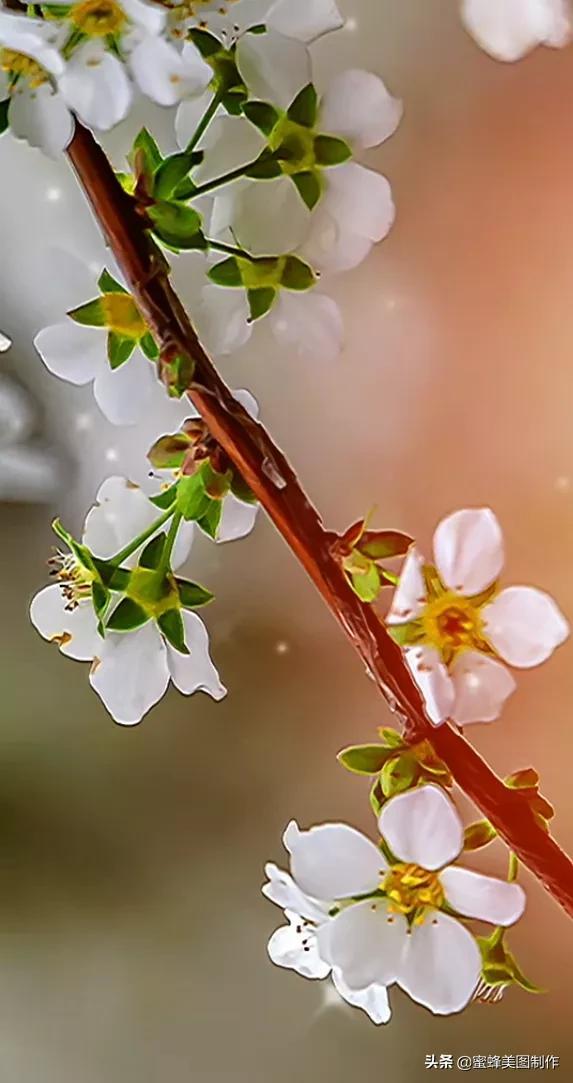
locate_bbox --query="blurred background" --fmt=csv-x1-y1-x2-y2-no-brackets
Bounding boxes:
1,0,573,1078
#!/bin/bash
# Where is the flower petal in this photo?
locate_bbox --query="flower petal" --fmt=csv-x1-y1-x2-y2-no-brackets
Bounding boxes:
83,476,163,565
129,36,211,107
236,29,311,110
34,321,103,385
461,0,571,62
165,611,226,700
0,12,64,77
268,913,331,979
175,90,215,150
121,0,166,33
8,84,73,158
386,547,426,625
405,645,455,727
30,585,100,661
433,508,504,595
59,42,132,131
93,349,158,426
320,69,402,149
90,622,170,725
398,911,481,1014
267,0,344,42
226,175,311,256
196,285,252,357
217,494,259,543
323,163,395,242
262,863,330,922
317,899,406,989
283,820,385,900
331,969,392,1025
450,650,516,724
482,586,569,667
440,866,526,926
299,206,374,273
378,785,463,870
269,292,343,362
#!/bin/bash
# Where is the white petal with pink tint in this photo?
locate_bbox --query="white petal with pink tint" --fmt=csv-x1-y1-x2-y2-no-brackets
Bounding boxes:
386,547,426,625
378,784,464,871
483,586,569,667
450,650,516,724
440,866,526,926
405,645,454,726
433,507,504,596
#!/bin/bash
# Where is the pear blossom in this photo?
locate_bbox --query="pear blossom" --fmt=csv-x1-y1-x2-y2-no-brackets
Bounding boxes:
30,477,225,724
265,785,526,1018
41,0,212,112
263,867,392,1024
168,0,344,44
201,64,400,272
0,12,74,156
387,508,569,726
461,0,571,62
34,268,162,426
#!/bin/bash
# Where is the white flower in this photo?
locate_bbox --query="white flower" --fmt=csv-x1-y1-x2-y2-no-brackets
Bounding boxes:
266,785,526,1017
0,12,74,156
263,866,391,1024
30,477,225,725
41,0,211,113
34,268,161,426
461,0,571,61
387,508,569,726
170,0,343,44
197,284,344,362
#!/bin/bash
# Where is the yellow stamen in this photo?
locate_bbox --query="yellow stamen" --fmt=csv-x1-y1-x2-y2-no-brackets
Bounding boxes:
382,862,444,922
421,589,487,663
70,0,127,38
0,48,48,89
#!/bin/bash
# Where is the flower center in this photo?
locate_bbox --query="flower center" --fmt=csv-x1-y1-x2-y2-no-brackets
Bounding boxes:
421,591,485,663
101,293,147,338
70,0,127,37
0,49,48,89
49,551,94,610
383,862,444,920
269,118,316,175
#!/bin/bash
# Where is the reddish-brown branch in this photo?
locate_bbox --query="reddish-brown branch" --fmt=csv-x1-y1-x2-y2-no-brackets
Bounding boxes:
66,122,573,918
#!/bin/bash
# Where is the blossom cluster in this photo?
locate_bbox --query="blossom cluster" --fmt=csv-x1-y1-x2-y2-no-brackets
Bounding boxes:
5,0,571,1031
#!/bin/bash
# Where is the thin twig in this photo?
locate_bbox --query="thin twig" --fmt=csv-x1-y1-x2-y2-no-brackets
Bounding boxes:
66,122,573,919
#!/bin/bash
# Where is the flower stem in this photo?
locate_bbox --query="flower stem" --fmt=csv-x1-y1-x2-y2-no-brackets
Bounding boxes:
190,157,263,197
508,851,520,883
185,90,224,154
111,505,176,567
158,510,182,576
207,239,256,262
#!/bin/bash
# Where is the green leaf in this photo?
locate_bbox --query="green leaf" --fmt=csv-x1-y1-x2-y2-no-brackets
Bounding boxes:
201,460,232,499
188,27,222,57
222,87,248,115
0,99,9,136
292,170,322,210
380,753,416,797
337,744,400,776
197,499,223,539
313,134,352,167
350,562,381,603
150,484,178,510
107,332,135,370
358,530,413,561
247,287,276,321
153,151,199,200
287,83,317,128
379,727,404,748
176,473,211,521
98,268,127,294
157,608,189,653
387,620,424,646
242,100,279,135
140,331,159,360
147,201,206,251
176,578,214,608
164,353,195,397
130,127,163,173
245,152,283,180
369,778,384,817
106,597,149,632
148,432,191,469
230,471,257,505
463,820,497,851
92,580,110,620
208,257,242,287
138,533,166,570
280,256,315,291
67,297,105,327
